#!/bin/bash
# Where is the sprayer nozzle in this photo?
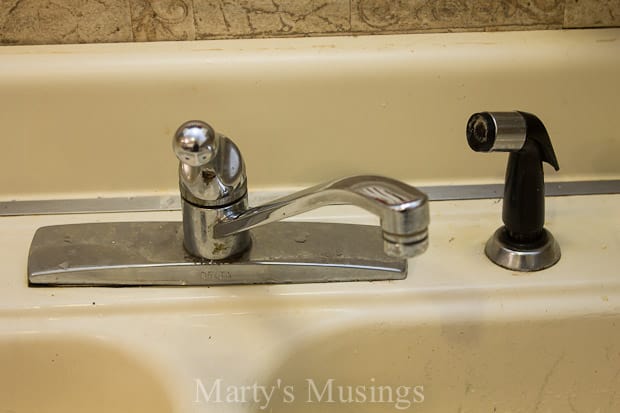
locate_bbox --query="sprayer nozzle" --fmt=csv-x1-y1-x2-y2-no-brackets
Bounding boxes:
467,112,527,153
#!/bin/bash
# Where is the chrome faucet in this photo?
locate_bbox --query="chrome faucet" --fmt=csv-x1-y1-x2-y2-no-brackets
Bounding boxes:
173,121,429,261
27,120,429,286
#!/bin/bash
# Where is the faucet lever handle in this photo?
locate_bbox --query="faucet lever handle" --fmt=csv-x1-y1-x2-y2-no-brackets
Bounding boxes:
172,120,247,208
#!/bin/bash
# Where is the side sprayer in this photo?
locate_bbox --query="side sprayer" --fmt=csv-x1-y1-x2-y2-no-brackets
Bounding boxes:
466,111,561,272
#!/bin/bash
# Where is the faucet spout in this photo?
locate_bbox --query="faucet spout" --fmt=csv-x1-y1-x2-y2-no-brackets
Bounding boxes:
215,175,429,258
173,120,429,260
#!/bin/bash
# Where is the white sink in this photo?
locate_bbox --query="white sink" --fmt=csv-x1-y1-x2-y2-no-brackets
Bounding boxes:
0,334,174,412
259,314,619,412
0,195,618,412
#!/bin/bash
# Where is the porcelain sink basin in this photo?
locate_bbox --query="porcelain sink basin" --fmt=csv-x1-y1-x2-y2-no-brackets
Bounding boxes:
0,335,174,413
0,195,618,412
259,313,620,412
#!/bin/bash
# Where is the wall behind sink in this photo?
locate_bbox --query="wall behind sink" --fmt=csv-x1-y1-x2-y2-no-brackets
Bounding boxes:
0,0,619,46
0,3,619,199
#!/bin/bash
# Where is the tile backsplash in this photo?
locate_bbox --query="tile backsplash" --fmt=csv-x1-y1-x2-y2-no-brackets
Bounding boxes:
1,0,618,46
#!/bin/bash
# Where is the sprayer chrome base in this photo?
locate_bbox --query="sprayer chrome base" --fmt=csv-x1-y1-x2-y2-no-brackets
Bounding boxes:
485,227,561,272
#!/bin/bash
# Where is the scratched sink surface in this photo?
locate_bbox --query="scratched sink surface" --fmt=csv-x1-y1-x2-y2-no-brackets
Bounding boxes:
256,316,620,412
1,307,618,413
1,195,619,412
0,334,175,413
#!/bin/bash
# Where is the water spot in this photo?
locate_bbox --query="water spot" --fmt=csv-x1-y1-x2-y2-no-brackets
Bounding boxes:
294,232,310,243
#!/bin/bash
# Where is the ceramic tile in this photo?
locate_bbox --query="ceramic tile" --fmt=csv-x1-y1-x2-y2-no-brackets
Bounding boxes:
351,0,565,32
130,0,195,41
0,1,618,46
0,0,132,45
194,0,350,39
564,0,620,28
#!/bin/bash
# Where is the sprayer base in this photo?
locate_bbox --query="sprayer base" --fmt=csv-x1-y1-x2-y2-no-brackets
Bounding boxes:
485,227,561,272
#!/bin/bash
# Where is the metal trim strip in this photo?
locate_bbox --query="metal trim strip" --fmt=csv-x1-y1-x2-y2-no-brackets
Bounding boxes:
1,180,619,217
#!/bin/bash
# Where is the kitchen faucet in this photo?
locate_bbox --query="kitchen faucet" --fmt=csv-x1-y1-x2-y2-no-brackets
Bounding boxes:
174,121,429,261
28,120,430,286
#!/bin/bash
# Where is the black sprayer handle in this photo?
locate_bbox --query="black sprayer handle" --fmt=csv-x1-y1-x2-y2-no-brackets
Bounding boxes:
467,111,559,245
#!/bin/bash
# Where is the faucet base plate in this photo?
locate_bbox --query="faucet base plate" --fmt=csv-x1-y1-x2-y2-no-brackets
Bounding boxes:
28,222,407,286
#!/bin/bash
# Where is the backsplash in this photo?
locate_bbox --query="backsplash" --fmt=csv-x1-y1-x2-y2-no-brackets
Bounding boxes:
1,0,618,45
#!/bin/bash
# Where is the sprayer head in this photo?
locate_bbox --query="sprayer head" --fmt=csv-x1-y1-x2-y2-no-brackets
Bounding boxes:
467,112,527,152
466,111,559,170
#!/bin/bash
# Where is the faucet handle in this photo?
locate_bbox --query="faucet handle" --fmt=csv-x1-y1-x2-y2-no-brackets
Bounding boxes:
173,120,247,209
172,120,220,167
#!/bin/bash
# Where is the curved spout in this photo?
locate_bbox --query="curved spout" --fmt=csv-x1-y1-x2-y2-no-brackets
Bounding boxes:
215,175,429,258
